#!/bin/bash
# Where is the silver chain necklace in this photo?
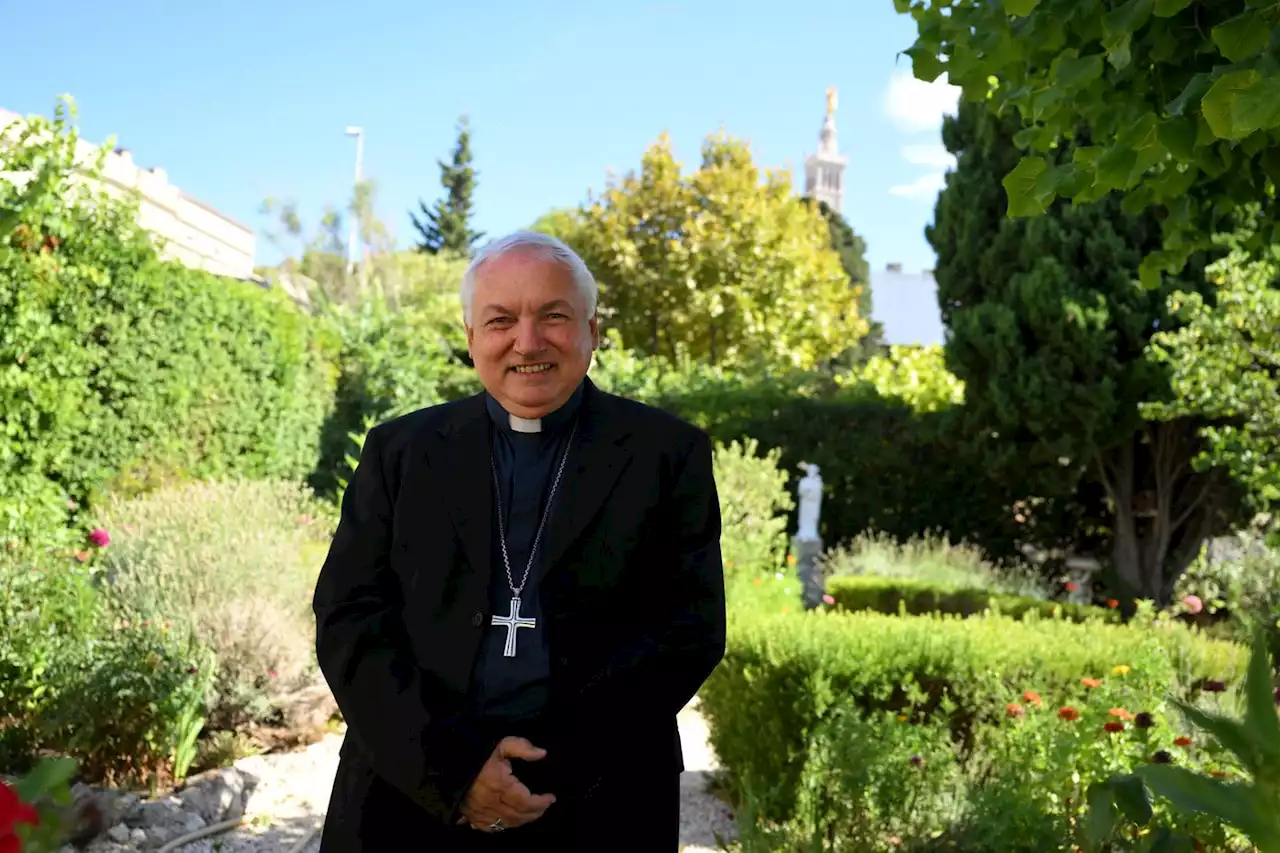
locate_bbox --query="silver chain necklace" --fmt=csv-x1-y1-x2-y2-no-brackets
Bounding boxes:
487,419,578,657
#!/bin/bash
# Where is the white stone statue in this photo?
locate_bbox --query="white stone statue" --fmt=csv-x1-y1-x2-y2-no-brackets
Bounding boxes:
796,463,823,542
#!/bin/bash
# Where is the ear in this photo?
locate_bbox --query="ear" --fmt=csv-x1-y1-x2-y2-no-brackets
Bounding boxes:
588,313,600,351
465,322,476,358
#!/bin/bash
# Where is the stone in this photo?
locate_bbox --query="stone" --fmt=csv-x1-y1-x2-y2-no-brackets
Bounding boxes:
276,682,339,732
105,824,131,844
178,768,246,823
129,827,147,844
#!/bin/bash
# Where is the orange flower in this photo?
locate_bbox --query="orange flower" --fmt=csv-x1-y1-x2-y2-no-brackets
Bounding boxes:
787,554,797,566
1106,599,1120,609
1210,771,1227,779
1174,736,1193,748
1081,678,1103,688
1109,708,1135,721
753,577,762,587
1104,721,1125,733
1059,707,1080,721
1023,690,1042,706
1006,703,1025,718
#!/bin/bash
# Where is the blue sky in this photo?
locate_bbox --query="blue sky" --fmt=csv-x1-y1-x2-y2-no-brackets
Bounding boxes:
3,0,960,275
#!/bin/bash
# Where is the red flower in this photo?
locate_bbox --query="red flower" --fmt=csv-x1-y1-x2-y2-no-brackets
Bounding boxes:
0,781,41,852
1174,736,1193,748
1106,599,1119,609
1104,721,1125,733
1081,678,1102,688
1023,690,1042,706
1059,707,1080,721
1065,582,1078,592
88,528,110,548
909,755,924,768
1006,703,1025,718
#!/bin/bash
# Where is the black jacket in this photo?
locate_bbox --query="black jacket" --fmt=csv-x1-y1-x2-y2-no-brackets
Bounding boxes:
313,379,726,850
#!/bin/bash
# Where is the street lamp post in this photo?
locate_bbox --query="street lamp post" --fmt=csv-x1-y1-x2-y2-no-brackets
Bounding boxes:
344,126,364,275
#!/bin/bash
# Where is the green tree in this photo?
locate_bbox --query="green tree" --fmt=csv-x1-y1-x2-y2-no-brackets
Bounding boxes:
897,0,1280,287
1144,248,1280,512
565,132,866,370
929,100,1240,603
411,115,484,256
807,197,884,361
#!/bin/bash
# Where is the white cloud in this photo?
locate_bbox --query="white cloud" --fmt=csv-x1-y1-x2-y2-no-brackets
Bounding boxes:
889,171,947,200
901,142,955,169
884,70,960,133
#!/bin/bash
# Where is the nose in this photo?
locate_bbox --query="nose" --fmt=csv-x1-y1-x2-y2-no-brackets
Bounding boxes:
512,317,546,356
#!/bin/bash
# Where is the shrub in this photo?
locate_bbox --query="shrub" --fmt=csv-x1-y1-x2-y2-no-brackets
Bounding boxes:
700,608,1248,826
714,438,794,581
824,575,1113,624
312,297,477,497
1,101,335,543
822,532,1052,599
94,479,332,729
0,545,214,787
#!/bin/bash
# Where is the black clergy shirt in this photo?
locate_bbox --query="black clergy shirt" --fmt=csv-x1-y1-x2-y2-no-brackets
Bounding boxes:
466,381,584,722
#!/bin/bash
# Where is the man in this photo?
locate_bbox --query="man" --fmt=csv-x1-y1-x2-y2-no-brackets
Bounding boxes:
313,230,726,851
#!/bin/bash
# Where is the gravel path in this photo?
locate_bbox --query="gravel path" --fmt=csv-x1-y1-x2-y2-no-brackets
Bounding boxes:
162,698,735,852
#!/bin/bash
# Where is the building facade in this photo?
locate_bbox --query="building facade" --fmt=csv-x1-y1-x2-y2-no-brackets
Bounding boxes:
0,106,256,280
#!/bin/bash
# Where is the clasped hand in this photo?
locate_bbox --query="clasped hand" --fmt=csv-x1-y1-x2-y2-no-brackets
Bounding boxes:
457,736,557,832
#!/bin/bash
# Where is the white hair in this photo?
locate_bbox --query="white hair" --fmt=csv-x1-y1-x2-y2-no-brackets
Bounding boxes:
460,230,598,324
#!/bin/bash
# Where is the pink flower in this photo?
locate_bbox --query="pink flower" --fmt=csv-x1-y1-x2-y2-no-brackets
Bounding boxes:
822,594,836,605
1182,594,1203,615
88,528,110,548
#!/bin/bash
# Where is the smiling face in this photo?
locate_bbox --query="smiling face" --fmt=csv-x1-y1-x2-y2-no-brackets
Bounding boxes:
465,249,598,419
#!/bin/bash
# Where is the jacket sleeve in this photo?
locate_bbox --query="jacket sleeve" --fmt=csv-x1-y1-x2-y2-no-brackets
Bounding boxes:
573,428,727,721
313,424,495,823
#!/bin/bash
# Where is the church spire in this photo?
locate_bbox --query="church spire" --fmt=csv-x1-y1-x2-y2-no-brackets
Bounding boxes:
804,86,849,214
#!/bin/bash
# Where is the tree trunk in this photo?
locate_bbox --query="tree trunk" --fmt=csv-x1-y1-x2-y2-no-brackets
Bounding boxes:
1094,419,1227,605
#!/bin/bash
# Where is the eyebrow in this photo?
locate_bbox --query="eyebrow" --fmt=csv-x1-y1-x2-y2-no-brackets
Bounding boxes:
481,299,574,317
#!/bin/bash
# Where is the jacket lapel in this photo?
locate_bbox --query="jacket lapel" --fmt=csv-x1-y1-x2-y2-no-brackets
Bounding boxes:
541,380,633,579
434,394,492,582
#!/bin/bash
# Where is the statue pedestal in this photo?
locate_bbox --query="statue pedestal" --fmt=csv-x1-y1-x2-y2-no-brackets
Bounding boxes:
793,536,824,610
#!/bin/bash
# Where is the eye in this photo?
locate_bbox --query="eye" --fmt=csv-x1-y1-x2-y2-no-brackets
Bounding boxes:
486,316,514,327
546,313,569,320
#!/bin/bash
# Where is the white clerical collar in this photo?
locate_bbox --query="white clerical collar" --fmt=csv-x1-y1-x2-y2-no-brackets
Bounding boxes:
509,413,542,433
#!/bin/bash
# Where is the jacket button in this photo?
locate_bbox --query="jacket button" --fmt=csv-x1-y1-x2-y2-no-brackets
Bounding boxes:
559,655,570,666
472,610,484,627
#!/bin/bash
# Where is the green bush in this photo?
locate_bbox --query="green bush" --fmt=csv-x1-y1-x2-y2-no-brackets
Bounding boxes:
95,478,333,729
0,100,334,544
700,608,1248,827
714,438,794,581
824,575,1113,624
312,297,478,497
0,545,214,786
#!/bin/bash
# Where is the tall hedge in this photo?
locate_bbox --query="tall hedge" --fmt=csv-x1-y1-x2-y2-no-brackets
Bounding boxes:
0,102,334,543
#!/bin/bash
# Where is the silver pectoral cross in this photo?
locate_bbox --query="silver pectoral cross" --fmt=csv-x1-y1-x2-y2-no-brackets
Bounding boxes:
492,596,536,657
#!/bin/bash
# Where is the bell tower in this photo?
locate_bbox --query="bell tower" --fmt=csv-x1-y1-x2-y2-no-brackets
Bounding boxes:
804,86,848,214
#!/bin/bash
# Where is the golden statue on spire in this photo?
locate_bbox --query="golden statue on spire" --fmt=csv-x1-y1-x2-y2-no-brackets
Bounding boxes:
826,85,838,117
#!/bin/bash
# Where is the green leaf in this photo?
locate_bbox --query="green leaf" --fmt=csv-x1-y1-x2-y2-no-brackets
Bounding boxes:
1212,11,1270,62
1172,697,1261,770
1003,156,1051,217
1053,52,1105,91
1104,0,1154,39
1110,773,1154,825
1003,0,1040,15
1139,253,1165,290
1144,828,1197,853
1158,117,1198,161
1136,765,1259,827
1202,69,1280,140
1107,32,1134,71
1242,631,1280,758
13,757,77,802
893,0,912,12
1084,781,1116,849
1097,144,1139,191
903,46,945,82
1153,0,1193,16
1166,73,1212,117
